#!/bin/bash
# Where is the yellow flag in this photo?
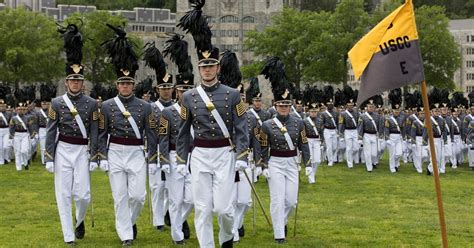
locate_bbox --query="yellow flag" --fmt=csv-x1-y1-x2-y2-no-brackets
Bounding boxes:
348,0,424,107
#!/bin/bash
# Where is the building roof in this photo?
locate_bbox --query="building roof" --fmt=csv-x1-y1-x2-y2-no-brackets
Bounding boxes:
449,19,474,31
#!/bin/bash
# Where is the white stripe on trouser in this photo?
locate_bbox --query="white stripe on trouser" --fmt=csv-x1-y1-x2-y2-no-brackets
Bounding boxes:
307,138,321,183
388,134,403,172
232,167,252,242
39,128,47,164
413,137,424,173
190,146,235,248
428,138,445,174
54,141,90,242
268,156,298,239
0,128,8,165
108,143,146,241
363,133,377,171
344,130,358,168
451,135,462,167
13,132,30,170
149,147,166,227
323,129,337,166
165,150,194,241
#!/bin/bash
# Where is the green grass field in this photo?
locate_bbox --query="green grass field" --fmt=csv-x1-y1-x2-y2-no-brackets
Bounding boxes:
0,156,472,247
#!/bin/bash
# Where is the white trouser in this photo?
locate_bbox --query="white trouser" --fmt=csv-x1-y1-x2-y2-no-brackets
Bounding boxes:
39,128,47,164
30,136,38,158
307,138,321,183
413,137,424,173
451,135,461,168
337,137,345,162
388,134,403,172
149,151,166,227
165,150,194,241
232,167,252,242
191,146,235,248
363,134,378,172
3,133,12,162
344,130,358,168
108,143,146,241
444,136,452,164
323,129,337,166
376,139,385,164
428,138,445,174
268,156,298,239
0,128,9,165
469,146,474,168
54,141,90,242
14,132,30,170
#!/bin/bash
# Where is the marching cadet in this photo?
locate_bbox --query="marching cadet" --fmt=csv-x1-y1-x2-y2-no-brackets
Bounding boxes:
385,89,404,173
10,90,34,171
259,57,310,244
334,90,345,163
319,85,338,166
358,97,382,172
402,92,415,164
99,24,157,246
449,92,466,168
45,23,99,246
410,101,426,173
291,90,305,119
246,77,270,181
303,86,323,183
425,89,448,175
143,41,172,232
268,101,277,118
177,3,249,246
38,84,56,165
0,87,12,165
158,34,195,244
338,86,359,169
462,92,474,161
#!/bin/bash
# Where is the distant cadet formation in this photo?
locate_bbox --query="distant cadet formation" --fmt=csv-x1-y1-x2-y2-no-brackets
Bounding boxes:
2,0,471,247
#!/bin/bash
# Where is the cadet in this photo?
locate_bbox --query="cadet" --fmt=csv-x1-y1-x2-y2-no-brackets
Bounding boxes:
260,57,310,244
319,85,338,166
38,84,56,165
99,24,157,246
358,98,381,172
45,23,99,246
0,88,12,165
385,89,404,173
10,90,34,171
338,86,359,169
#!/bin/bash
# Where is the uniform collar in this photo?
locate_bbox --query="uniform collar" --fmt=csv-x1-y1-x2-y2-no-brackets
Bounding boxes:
276,113,290,122
159,98,174,107
118,94,135,103
201,81,220,92
67,91,83,101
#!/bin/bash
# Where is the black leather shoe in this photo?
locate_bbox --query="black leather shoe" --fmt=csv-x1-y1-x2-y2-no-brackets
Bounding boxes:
221,238,233,248
373,164,377,169
132,224,137,240
174,240,185,245
427,169,432,176
122,239,133,246
395,167,399,172
275,239,286,244
156,225,165,232
165,211,171,226
182,221,190,239
65,241,76,246
284,225,287,237
238,225,245,237
75,221,85,239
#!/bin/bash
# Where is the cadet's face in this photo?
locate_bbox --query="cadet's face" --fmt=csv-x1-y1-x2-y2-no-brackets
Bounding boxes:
117,81,134,96
159,88,173,101
418,111,425,119
394,109,400,116
346,104,354,111
199,65,220,83
276,105,290,116
296,105,302,112
142,93,151,102
253,100,262,110
367,105,375,113
41,102,49,110
432,109,440,116
177,89,185,101
66,79,84,94
470,107,474,115
0,105,6,112
441,107,447,115
309,110,318,118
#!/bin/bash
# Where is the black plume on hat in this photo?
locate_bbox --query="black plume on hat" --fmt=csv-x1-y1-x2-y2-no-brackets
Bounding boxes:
450,92,468,109
40,84,57,102
428,88,442,109
468,91,474,107
163,34,188,72
303,85,321,109
177,0,212,56
102,24,139,80
388,88,402,109
0,85,10,102
143,41,170,86
335,88,344,107
219,50,242,89
440,88,450,108
245,77,260,104
57,23,84,78
261,57,292,103
90,83,107,100
135,77,154,99
342,85,355,105
322,85,334,105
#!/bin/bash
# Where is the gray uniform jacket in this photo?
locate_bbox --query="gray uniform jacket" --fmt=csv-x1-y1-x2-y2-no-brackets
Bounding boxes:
259,114,310,167
45,93,99,162
357,112,381,139
409,115,425,143
0,111,12,128
98,95,157,163
9,114,35,137
37,108,49,129
338,109,359,134
176,82,249,164
423,116,447,144
384,114,404,140
247,109,262,164
462,114,474,141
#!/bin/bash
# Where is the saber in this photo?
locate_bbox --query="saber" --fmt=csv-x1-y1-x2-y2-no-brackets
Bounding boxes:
242,170,271,227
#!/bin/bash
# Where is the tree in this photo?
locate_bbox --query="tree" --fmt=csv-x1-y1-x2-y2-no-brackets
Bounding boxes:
0,7,63,87
65,11,140,85
240,61,263,80
415,5,460,89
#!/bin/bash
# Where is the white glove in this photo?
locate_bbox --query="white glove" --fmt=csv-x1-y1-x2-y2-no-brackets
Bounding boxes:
160,163,170,174
235,160,248,171
177,164,188,176
339,138,344,143
358,140,363,145
305,167,312,176
148,163,157,175
386,140,393,146
298,165,302,171
411,144,416,149
262,168,270,178
100,160,109,172
89,162,98,171
35,134,39,139
256,166,262,176
45,162,54,173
